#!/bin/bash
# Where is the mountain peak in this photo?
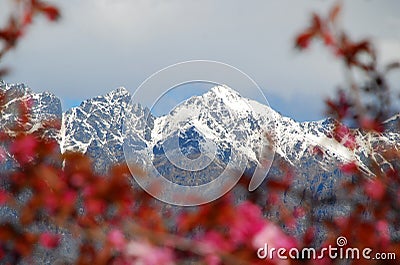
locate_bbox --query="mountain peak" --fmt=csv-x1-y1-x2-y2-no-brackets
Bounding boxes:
107,87,130,97
201,85,253,114
101,87,130,103
0,81,32,96
208,85,241,99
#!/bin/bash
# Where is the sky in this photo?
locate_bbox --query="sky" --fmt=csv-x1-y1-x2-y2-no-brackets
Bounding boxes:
1,0,400,121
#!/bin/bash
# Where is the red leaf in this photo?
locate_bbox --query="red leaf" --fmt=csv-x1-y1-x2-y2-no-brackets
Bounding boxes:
295,30,315,49
323,30,334,46
39,5,60,21
311,13,322,32
329,3,341,23
0,18,23,47
23,10,33,26
325,90,350,120
32,0,60,22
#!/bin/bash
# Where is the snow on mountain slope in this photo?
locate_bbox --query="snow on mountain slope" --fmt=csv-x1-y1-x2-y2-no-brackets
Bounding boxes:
0,81,62,173
1,80,399,248
1,80,399,263
62,87,133,172
1,81,398,180
60,84,399,181
0,81,61,137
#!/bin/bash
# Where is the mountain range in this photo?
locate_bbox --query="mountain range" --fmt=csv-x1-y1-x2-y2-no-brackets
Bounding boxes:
2,80,400,196
1,80,399,259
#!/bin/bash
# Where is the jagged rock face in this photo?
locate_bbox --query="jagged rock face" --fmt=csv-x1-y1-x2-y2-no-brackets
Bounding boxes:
62,87,133,173
384,114,400,133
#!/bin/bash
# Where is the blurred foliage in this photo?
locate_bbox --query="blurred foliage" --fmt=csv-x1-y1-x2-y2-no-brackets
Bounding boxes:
0,1,399,265
0,0,60,78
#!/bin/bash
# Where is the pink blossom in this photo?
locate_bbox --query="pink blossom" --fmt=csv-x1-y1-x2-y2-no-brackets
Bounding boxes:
230,202,265,244
10,135,38,164
125,241,175,265
85,198,106,215
62,190,77,208
0,190,8,205
70,173,86,188
376,220,390,247
364,179,385,200
39,232,60,249
252,222,297,250
44,192,59,213
334,216,349,229
108,229,126,251
197,231,232,265
198,231,231,254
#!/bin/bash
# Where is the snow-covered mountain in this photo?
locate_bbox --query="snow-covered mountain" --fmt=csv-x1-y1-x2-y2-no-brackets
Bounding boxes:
2,81,399,192
1,81,399,260
62,84,399,189
0,81,62,174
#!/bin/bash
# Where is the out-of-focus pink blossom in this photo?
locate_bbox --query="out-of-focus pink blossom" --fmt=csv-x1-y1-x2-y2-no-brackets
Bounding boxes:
84,198,106,215
197,231,232,265
230,202,265,245
364,179,385,200
333,216,350,231
376,220,390,247
108,229,126,251
70,173,86,188
39,232,60,249
0,190,8,205
44,192,58,213
252,222,297,251
125,241,175,265
197,231,231,254
10,135,38,165
62,190,77,208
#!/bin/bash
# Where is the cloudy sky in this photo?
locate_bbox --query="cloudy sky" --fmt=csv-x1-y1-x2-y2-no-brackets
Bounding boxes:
1,0,400,121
